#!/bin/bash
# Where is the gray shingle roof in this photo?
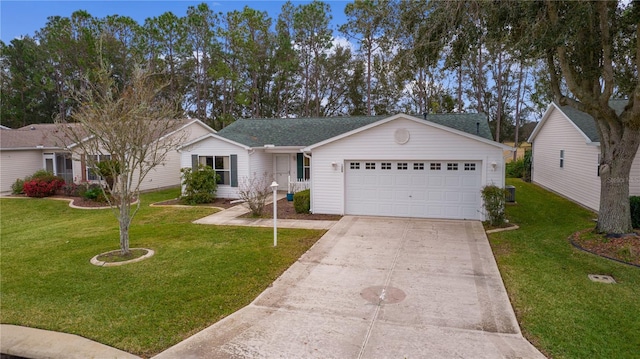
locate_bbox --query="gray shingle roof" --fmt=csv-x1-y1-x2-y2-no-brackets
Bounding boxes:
217,113,493,147
0,124,73,149
559,100,628,142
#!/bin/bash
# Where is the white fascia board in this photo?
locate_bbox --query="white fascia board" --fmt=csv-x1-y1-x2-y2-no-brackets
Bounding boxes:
303,113,513,152
178,133,251,151
260,146,305,153
1,146,64,151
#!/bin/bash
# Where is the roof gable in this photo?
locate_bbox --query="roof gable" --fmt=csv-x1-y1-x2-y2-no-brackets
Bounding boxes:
304,113,512,151
179,132,251,150
217,113,494,148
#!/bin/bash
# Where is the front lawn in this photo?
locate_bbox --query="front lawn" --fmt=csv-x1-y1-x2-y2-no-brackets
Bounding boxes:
490,179,640,359
0,188,325,357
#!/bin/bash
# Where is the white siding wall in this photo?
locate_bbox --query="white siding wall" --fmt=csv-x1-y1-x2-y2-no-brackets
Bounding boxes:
69,122,215,191
310,118,505,216
531,108,601,211
138,122,214,191
180,137,249,199
248,149,273,180
0,150,44,192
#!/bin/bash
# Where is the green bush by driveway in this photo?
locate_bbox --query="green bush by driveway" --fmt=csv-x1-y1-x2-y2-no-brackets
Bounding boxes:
0,189,324,357
490,179,640,359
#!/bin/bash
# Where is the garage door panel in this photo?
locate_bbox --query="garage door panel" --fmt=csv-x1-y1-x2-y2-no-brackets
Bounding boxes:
346,160,481,220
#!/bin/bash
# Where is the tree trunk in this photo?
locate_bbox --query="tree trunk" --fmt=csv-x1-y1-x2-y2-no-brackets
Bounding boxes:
596,127,640,234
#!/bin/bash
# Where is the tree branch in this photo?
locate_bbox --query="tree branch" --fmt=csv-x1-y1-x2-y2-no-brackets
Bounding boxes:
598,1,614,102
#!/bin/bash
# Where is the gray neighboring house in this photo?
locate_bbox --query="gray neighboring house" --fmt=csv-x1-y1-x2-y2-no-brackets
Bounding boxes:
0,124,74,193
180,113,512,220
0,120,216,193
528,100,640,211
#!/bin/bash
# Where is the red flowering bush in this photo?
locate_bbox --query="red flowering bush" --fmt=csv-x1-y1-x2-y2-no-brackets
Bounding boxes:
23,178,64,198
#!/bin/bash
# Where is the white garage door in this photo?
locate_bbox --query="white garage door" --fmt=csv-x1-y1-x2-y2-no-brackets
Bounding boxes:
345,161,482,219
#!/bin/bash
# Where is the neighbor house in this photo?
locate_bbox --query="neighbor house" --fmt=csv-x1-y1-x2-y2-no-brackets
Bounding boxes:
179,113,512,220
527,101,640,211
0,119,216,193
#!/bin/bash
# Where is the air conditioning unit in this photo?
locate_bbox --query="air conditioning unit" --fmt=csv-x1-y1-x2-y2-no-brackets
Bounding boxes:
505,185,516,203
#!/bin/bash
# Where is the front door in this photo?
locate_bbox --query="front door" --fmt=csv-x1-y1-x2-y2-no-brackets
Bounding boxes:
274,154,290,191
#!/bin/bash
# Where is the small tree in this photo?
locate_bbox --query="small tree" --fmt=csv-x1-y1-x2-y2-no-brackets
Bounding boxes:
58,63,184,255
238,172,272,216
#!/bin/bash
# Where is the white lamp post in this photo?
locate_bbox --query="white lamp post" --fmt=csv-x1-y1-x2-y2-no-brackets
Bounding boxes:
270,181,279,247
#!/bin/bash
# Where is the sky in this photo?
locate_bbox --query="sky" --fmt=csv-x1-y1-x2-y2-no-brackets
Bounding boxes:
0,0,350,43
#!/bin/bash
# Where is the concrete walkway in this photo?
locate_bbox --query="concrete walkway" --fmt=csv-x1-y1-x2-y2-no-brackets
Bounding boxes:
154,216,546,359
0,324,141,359
193,194,337,230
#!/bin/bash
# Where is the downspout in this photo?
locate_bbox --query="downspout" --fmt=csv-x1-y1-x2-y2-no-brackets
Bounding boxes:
302,151,312,213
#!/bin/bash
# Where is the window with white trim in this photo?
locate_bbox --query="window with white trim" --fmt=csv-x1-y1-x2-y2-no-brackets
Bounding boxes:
413,163,424,170
397,162,408,170
430,163,441,170
447,163,458,171
464,163,476,171
87,154,111,180
365,162,376,170
350,162,360,169
200,156,230,185
381,162,392,170
560,150,565,168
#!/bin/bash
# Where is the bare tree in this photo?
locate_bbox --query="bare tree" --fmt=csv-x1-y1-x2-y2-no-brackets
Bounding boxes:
238,172,272,216
58,63,184,254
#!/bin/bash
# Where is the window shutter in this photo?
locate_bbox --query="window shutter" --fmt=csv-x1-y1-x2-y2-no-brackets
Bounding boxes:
191,154,198,170
230,154,238,187
297,153,304,180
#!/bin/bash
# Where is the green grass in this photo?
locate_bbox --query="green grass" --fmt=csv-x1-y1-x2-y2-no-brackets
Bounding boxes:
490,179,640,359
0,188,325,357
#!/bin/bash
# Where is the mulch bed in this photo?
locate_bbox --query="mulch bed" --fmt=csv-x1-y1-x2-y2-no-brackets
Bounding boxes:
242,198,343,221
570,229,640,267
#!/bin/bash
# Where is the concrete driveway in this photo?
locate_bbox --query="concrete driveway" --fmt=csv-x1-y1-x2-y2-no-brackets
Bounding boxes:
154,216,545,359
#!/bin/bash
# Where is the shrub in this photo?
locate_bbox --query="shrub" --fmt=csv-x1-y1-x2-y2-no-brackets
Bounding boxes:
11,178,25,195
77,183,105,201
631,196,640,229
523,149,532,182
61,183,79,196
506,159,525,178
95,159,121,189
180,165,218,205
23,178,64,198
506,150,532,180
294,189,310,214
238,172,271,216
481,185,508,226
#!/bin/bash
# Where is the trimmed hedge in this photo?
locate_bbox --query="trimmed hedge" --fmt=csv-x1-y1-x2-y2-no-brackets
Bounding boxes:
293,189,310,214
631,196,640,229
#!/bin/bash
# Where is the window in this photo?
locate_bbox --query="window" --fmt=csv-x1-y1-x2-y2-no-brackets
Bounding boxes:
303,156,311,180
397,162,408,170
87,154,111,180
413,163,424,170
447,163,458,171
200,156,230,185
381,162,392,170
560,150,565,168
464,163,476,171
350,162,360,169
365,162,376,170
430,163,441,170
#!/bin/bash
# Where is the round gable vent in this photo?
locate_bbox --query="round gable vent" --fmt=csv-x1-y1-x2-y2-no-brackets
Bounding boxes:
394,128,410,144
